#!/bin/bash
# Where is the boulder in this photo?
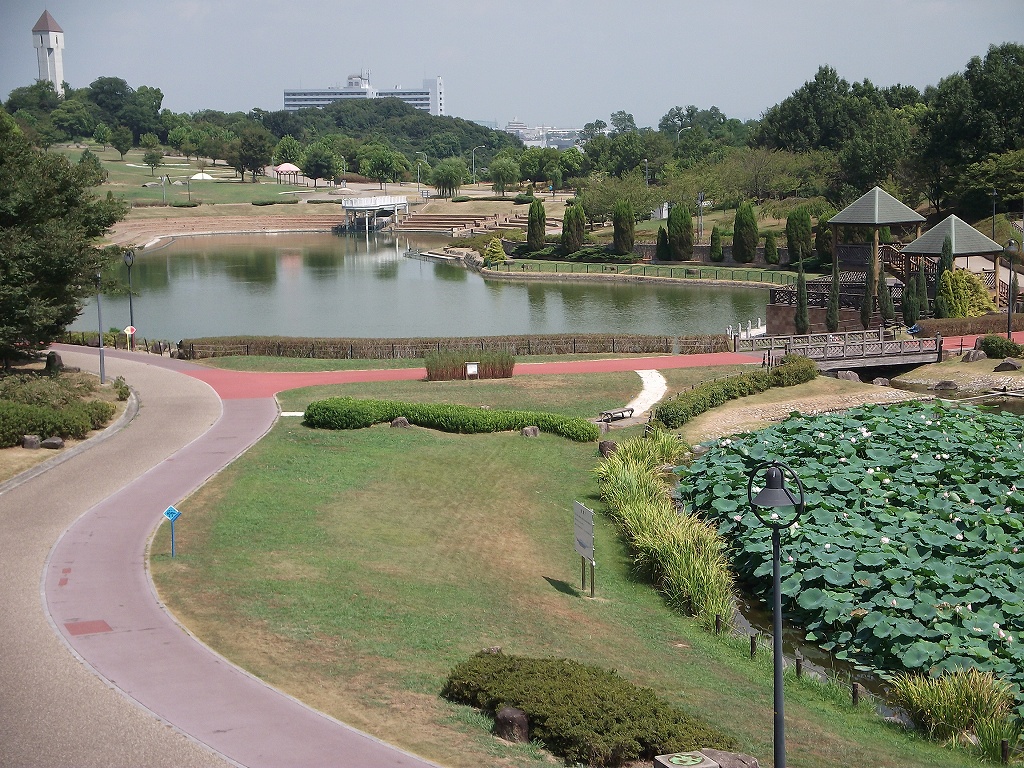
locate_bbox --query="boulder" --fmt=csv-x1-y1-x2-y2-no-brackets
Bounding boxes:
975,336,985,350
390,417,411,428
22,435,41,449
962,350,988,363
699,749,761,768
598,440,617,458
871,377,890,387
691,444,709,456
40,436,65,450
481,646,502,655
995,358,1023,372
494,706,529,744
521,426,540,437
836,370,860,382
930,380,959,391
44,351,63,373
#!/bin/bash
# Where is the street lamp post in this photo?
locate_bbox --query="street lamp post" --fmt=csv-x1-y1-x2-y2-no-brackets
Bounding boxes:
747,461,806,768
94,272,105,384
340,157,347,187
1007,239,1020,340
416,151,426,194
643,158,649,186
123,249,135,350
471,145,485,187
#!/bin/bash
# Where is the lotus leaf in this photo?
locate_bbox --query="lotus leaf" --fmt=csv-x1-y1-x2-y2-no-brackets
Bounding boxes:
797,588,829,611
857,552,886,567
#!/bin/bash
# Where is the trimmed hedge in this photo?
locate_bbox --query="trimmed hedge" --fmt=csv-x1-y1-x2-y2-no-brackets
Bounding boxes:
654,355,818,428
303,397,600,442
978,334,1023,359
917,314,1024,338
0,400,113,447
442,652,737,767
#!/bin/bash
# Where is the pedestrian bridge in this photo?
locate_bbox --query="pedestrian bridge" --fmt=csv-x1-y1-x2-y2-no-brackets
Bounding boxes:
735,329,943,370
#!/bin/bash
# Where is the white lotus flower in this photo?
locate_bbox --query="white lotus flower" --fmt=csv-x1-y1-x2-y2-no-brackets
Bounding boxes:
770,512,779,520
994,623,1001,629
891,599,898,607
955,533,964,541
733,515,742,522
867,468,874,474
911,452,919,459
881,537,890,544
825,543,831,550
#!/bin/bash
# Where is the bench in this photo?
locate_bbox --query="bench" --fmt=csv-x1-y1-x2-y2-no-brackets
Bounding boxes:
600,407,634,422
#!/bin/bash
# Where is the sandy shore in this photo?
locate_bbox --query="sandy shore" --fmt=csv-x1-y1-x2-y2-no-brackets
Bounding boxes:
106,211,347,248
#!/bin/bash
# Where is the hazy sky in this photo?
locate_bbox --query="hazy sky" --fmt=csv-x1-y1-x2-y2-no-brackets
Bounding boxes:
1,1,1019,129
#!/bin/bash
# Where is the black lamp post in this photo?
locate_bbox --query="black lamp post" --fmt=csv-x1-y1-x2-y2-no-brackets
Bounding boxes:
94,272,105,384
1007,239,1020,341
747,461,805,768
123,249,135,350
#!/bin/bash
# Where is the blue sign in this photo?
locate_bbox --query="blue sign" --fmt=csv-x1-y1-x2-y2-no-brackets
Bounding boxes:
163,505,181,522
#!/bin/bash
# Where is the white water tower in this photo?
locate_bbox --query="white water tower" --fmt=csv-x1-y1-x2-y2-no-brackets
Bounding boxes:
33,10,64,93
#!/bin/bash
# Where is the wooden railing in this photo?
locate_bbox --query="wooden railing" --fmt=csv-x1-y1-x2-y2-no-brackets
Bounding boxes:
735,329,942,362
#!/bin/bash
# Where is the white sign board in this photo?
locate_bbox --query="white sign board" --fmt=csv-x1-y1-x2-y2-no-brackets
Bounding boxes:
573,501,594,562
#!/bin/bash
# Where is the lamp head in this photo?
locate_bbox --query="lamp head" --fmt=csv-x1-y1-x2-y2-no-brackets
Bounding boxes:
123,249,134,267
751,466,801,509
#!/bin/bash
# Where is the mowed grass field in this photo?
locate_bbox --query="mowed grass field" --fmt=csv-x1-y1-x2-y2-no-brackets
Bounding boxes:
150,368,969,768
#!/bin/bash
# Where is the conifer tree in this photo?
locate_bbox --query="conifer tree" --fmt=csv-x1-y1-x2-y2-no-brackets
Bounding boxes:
655,225,670,261
763,230,779,265
795,266,809,334
612,199,635,255
786,208,813,266
560,203,585,254
902,273,919,325
527,198,546,251
667,204,693,261
710,225,723,262
933,236,955,317
826,268,840,332
732,201,758,263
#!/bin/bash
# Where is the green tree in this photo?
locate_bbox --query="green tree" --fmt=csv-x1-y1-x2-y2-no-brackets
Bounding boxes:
612,199,635,256
786,208,813,266
561,203,585,255
143,148,163,176
558,146,587,181
92,123,111,150
489,156,519,196
110,125,133,159
482,237,506,265
360,145,408,189
527,199,547,252
139,132,160,150
236,125,274,182
861,257,876,329
655,226,670,261
763,230,779,265
50,100,96,141
709,225,723,262
826,269,840,331
77,149,106,184
667,204,693,261
273,135,303,166
732,201,758,263
166,125,194,156
879,273,896,322
430,158,467,198
0,112,128,367
916,261,930,317
901,271,919,325
938,270,996,317
795,267,810,334
815,208,836,267
300,142,337,188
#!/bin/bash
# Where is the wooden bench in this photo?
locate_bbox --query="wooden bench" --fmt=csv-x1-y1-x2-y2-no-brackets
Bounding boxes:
600,407,634,422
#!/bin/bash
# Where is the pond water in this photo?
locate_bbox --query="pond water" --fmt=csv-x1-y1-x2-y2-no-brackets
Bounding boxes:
71,232,769,341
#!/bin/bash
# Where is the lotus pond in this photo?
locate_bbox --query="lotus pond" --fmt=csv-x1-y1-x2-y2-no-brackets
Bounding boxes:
676,400,1024,713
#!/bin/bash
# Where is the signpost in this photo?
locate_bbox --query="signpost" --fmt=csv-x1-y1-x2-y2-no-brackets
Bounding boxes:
164,505,181,558
124,325,136,348
573,501,595,598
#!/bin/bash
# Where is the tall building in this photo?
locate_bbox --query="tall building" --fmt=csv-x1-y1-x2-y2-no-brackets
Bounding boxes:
32,10,64,92
284,74,444,116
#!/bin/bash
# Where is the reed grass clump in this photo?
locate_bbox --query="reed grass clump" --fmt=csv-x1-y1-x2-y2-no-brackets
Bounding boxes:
424,350,514,381
595,431,736,629
889,668,1015,742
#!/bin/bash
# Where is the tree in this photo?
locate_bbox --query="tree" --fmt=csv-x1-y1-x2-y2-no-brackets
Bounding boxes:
111,125,133,159
139,132,160,150
77,149,106,184
710,226,723,262
732,201,758,263
360,145,408,189
916,261,930,317
50,100,96,141
902,271,919,325
430,158,466,198
667,204,693,261
489,157,519,196
92,123,111,150
300,142,337,188
795,267,809,334
0,112,128,366
143,148,164,176
612,199,635,256
861,257,876,329
558,146,587,181
764,230,779,265
236,125,274,182
879,272,896,323
609,110,638,136
527,199,546,252
826,268,841,331
786,208,813,266
655,226,670,261
937,269,996,318
561,204,585,255
815,208,836,268
482,237,506,264
273,135,303,166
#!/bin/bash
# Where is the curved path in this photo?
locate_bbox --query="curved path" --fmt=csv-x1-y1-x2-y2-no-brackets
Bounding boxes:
3,346,759,767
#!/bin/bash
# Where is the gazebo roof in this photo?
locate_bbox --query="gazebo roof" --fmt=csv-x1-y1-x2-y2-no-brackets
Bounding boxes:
32,10,63,33
274,163,301,173
828,186,925,226
900,214,1003,256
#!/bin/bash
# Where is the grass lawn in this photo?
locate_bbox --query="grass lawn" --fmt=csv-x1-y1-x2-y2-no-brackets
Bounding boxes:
151,368,974,768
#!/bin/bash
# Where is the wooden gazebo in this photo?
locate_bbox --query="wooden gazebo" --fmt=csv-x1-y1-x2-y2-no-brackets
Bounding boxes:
828,187,925,277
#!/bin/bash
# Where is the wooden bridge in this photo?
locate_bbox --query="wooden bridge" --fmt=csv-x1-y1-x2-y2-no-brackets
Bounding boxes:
735,329,943,370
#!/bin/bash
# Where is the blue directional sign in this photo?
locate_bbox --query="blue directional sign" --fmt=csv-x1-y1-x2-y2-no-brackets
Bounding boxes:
163,505,181,522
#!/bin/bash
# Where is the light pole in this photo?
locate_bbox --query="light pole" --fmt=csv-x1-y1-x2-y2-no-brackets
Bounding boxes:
340,156,347,187
471,145,485,187
676,125,692,143
416,151,426,194
94,272,106,384
747,461,805,768
123,249,135,350
1007,239,1020,340
643,158,649,186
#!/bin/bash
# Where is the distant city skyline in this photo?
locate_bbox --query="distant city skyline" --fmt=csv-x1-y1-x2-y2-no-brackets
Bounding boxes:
0,1,1019,129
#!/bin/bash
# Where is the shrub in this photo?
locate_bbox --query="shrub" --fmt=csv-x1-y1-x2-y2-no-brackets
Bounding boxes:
512,193,536,205
612,199,635,256
763,230,779,265
303,397,600,442
442,652,737,767
653,356,816,428
978,334,1023,359
667,204,693,261
709,226,723,262
527,199,546,251
171,200,200,207
112,376,131,401
731,202,758,263
0,401,93,447
252,200,277,206
0,372,94,407
889,669,1013,741
424,350,514,380
451,196,471,203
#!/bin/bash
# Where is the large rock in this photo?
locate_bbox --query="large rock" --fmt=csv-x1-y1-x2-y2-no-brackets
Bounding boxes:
494,706,529,743
930,380,959,391
699,748,761,768
44,351,63,374
836,370,860,382
871,377,890,387
598,440,617,458
995,358,1023,372
390,417,410,428
22,435,41,449
40,436,65,450
962,350,988,363
521,426,540,437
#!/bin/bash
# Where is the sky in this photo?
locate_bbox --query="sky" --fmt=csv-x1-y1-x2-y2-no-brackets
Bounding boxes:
1,0,1020,129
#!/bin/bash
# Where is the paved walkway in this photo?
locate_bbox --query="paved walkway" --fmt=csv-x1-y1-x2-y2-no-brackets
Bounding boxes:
2,346,761,767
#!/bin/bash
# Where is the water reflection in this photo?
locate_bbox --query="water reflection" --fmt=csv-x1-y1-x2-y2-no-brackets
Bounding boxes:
75,232,769,340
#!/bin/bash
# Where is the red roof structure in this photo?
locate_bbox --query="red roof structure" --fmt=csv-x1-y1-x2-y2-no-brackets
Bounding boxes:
32,10,63,33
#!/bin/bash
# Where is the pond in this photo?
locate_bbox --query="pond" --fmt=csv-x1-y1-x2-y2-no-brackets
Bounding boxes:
70,232,770,341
